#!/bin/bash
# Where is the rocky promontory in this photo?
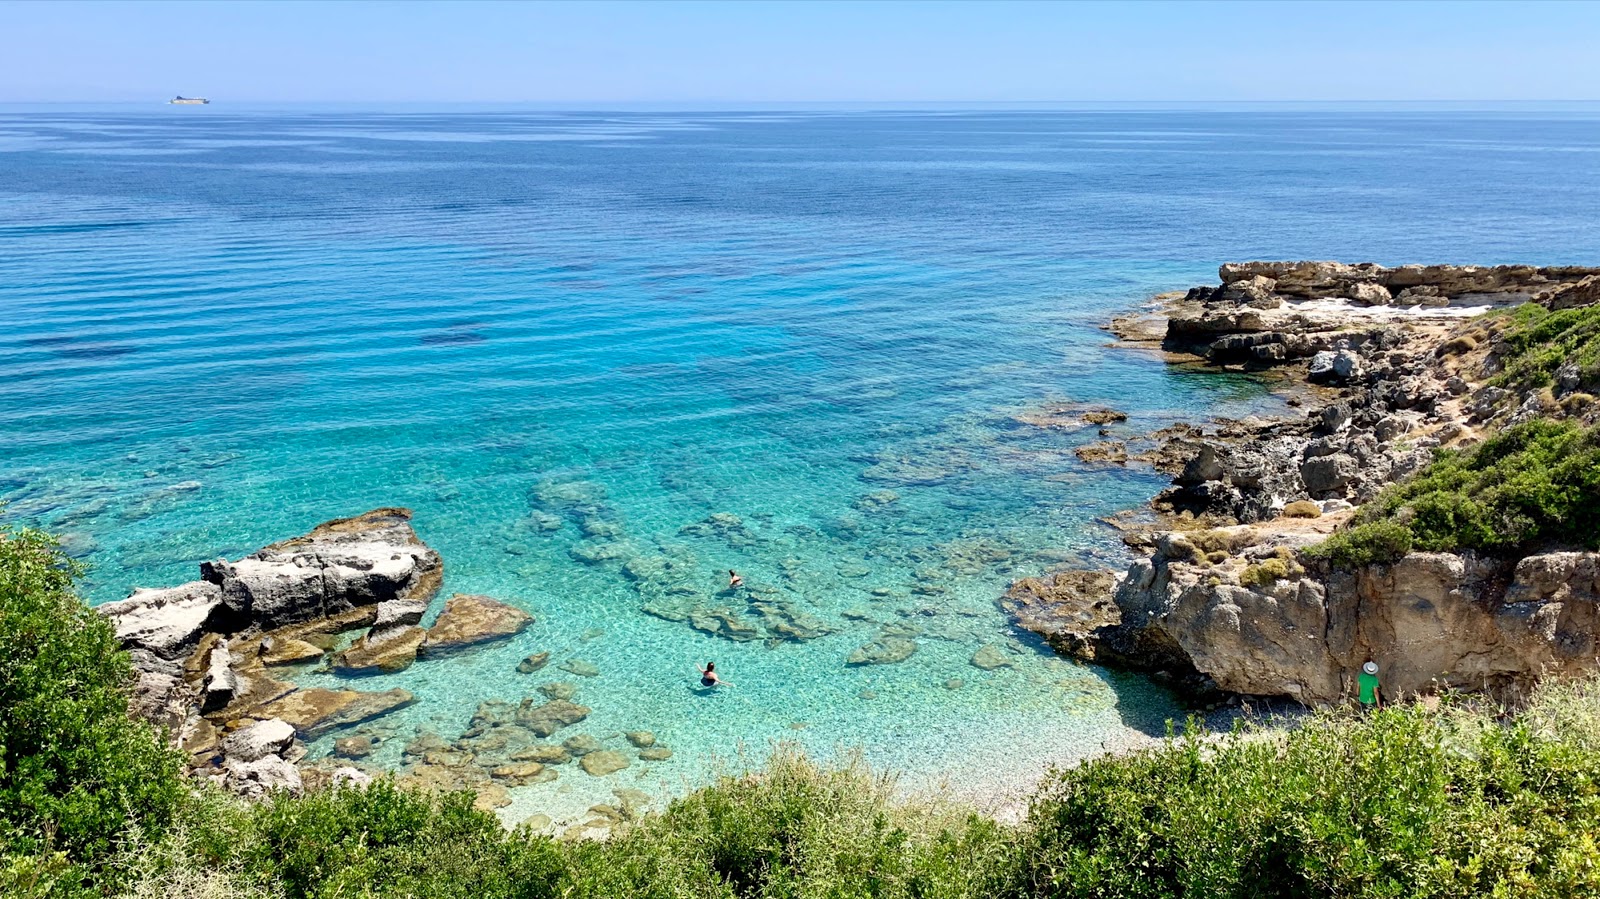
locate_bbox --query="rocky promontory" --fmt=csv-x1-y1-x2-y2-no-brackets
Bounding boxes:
1015,261,1600,706
98,508,543,804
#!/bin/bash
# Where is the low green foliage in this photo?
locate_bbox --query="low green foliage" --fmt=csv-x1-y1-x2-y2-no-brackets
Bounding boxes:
0,525,184,895
1011,692,1600,899
1306,420,1600,565
1492,301,1600,395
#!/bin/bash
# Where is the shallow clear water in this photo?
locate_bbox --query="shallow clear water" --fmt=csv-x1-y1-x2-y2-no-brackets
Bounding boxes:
4,107,1599,825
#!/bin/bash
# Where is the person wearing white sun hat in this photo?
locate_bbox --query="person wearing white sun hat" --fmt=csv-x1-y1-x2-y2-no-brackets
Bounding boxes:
1358,660,1382,709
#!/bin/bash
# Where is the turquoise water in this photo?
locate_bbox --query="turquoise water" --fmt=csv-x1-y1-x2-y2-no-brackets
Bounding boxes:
4,108,1599,824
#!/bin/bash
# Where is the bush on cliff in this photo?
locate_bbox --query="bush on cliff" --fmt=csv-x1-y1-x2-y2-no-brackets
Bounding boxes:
0,524,184,895
1306,419,1600,566
1493,300,1600,395
1010,686,1600,899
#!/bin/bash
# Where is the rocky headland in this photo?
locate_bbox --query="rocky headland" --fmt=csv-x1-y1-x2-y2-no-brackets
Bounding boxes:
1011,261,1600,706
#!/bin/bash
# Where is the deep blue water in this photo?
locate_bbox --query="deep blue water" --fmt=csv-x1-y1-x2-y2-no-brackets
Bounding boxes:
3,107,1598,824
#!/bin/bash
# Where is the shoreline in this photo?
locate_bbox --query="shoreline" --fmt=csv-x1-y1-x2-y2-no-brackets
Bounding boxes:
1007,260,1600,709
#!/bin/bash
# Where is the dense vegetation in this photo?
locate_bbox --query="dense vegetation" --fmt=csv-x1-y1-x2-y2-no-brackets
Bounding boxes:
0,525,184,895
1304,419,1600,567
1491,300,1600,396
6,526,1600,898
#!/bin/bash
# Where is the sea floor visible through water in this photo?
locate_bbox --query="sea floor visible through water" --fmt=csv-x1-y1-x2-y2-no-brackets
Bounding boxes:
4,106,1598,827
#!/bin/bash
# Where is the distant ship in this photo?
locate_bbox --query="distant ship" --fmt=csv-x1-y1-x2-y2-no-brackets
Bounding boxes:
169,96,209,105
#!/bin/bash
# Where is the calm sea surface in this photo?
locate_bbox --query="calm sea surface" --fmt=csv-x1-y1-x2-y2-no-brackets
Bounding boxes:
3,107,1598,823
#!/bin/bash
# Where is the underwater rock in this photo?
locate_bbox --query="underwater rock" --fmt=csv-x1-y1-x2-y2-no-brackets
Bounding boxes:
847,636,918,666
517,651,551,674
424,594,532,655
515,699,590,737
490,761,548,785
638,747,673,761
332,625,427,675
625,730,656,748
689,608,762,641
562,734,603,756
558,659,600,677
579,749,630,776
753,601,835,642
569,539,635,564
256,687,417,740
333,735,375,759
538,681,578,701
970,644,1015,670
512,744,572,765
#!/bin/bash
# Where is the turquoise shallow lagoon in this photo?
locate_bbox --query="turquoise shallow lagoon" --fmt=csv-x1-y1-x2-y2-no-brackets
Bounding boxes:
3,108,1599,825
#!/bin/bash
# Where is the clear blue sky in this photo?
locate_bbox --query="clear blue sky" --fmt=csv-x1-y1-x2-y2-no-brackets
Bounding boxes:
4,0,1599,104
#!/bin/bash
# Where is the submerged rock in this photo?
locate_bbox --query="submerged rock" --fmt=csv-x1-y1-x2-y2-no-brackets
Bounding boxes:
332,625,427,675
515,699,590,737
559,659,600,677
579,749,630,776
846,636,918,666
256,687,417,740
517,651,551,674
638,747,673,761
970,644,1014,670
425,594,532,655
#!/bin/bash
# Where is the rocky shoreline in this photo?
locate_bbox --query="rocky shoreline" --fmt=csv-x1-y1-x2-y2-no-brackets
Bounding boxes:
96,508,631,818
1008,261,1600,707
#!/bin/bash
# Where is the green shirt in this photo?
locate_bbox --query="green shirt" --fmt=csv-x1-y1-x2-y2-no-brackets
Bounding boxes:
1358,669,1380,705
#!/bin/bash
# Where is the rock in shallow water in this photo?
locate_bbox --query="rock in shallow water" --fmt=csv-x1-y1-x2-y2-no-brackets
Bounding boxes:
425,594,533,654
579,749,631,776
332,625,427,675
256,687,417,740
846,636,918,666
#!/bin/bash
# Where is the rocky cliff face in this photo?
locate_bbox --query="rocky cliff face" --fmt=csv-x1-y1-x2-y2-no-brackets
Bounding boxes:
1014,261,1600,706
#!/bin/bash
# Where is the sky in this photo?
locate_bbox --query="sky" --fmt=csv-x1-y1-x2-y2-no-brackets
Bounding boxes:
3,0,1600,105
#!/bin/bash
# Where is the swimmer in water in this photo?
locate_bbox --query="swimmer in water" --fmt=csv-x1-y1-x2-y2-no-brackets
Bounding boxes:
728,569,744,589
697,661,731,688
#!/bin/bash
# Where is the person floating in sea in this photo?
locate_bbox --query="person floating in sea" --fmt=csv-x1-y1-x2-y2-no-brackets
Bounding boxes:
697,661,731,688
1358,660,1382,709
727,569,744,590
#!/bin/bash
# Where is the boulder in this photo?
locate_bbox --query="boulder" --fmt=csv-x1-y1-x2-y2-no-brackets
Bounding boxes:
517,652,551,674
222,718,297,763
424,595,533,655
199,642,239,713
562,734,603,756
98,581,231,660
202,508,443,631
258,636,326,666
558,659,600,677
625,731,656,748
1301,453,1358,495
224,755,303,800
970,644,1014,670
638,747,674,762
511,744,571,765
538,681,577,701
1345,282,1392,306
579,750,630,776
846,636,918,666
333,735,375,759
515,699,590,737
332,625,427,675
255,687,417,740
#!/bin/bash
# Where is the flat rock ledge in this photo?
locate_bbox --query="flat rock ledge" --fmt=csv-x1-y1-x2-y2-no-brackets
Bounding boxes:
97,508,535,800
1018,261,1600,707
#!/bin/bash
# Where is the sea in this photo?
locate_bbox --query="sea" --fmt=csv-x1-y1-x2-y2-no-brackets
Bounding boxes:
3,105,1598,826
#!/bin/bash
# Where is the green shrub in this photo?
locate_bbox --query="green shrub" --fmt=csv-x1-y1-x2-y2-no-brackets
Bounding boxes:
1492,301,1600,394
567,747,1011,899
1011,690,1600,899
1280,500,1322,519
1302,519,1415,568
1306,420,1600,565
228,780,563,899
0,525,184,889
1239,557,1293,588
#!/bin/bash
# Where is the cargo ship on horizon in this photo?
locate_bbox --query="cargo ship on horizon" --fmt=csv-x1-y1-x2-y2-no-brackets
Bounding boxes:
169,96,209,105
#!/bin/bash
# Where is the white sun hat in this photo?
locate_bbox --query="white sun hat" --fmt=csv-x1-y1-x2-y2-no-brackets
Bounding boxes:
1363,661,1379,675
